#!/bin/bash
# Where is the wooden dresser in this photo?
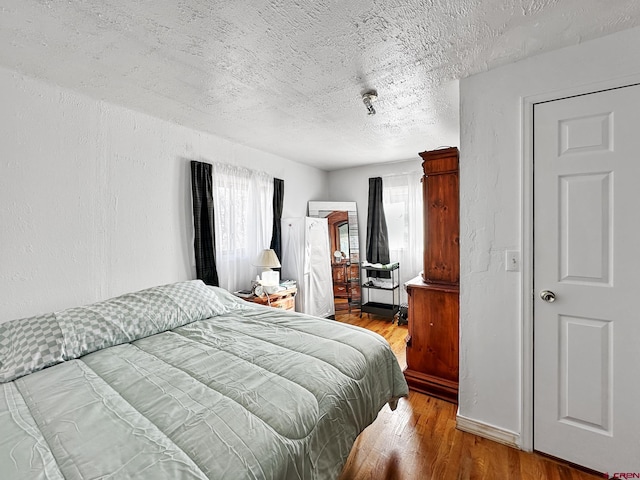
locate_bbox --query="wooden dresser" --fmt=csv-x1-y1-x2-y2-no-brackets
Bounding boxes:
404,147,459,404
332,262,360,312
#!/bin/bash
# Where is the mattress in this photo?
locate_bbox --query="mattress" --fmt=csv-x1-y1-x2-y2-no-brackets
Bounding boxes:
0,281,408,479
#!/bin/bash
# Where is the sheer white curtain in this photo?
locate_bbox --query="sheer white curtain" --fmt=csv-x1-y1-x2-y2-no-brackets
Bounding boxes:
211,163,274,292
383,171,423,303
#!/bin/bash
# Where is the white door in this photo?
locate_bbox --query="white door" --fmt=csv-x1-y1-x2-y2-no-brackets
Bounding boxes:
534,84,640,473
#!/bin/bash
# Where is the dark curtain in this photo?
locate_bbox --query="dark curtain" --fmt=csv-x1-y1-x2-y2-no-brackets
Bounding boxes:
269,178,284,264
190,161,219,286
366,177,390,277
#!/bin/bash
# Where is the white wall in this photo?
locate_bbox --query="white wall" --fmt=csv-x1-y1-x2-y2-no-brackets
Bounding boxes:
0,66,327,322
459,26,640,445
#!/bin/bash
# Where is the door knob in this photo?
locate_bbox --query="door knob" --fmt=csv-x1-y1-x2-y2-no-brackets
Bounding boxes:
540,290,556,303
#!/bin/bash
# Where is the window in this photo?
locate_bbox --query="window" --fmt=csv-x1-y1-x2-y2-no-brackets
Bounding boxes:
383,172,423,302
211,163,273,292
384,184,409,251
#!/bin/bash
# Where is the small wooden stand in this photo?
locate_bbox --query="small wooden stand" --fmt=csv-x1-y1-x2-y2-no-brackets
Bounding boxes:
244,286,297,312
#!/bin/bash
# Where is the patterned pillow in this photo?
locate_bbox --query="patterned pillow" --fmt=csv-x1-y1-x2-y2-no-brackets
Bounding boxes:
0,313,65,383
0,280,230,382
58,280,230,359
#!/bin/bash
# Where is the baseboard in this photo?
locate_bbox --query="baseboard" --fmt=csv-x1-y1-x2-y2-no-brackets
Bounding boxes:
456,414,520,449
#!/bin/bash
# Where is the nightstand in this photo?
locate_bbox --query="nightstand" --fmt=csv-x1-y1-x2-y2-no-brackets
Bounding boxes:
241,286,297,312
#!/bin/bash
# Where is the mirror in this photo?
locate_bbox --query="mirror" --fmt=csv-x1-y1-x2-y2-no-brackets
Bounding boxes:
308,201,360,314
337,223,349,258
308,201,359,263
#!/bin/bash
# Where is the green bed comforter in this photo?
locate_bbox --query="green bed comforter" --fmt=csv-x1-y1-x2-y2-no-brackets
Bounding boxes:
0,281,408,479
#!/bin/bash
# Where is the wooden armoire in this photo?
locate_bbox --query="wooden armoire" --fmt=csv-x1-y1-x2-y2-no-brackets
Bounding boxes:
404,147,459,404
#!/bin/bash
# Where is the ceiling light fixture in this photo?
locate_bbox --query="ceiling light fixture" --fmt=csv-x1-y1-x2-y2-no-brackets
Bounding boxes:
362,91,378,115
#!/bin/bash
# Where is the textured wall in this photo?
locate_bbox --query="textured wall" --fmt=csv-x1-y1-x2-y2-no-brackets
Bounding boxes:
459,26,640,445
0,67,327,322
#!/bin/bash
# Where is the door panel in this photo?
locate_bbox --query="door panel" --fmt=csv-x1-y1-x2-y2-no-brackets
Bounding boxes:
558,112,612,155
559,314,612,434
559,172,612,284
534,84,640,473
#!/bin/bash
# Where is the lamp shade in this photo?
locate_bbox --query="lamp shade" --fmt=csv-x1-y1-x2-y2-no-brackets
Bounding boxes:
255,249,281,269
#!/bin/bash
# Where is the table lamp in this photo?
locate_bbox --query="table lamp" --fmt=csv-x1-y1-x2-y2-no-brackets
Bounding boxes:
255,249,281,288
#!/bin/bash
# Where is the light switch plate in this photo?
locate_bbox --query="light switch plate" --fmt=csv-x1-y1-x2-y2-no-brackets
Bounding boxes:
505,250,520,272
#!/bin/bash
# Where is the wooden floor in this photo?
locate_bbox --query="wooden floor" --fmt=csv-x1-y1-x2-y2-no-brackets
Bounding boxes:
335,310,602,480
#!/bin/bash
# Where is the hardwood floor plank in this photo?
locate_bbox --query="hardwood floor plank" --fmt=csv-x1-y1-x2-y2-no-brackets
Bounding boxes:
336,312,602,480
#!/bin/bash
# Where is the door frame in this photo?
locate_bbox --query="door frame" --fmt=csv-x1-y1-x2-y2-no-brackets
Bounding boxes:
520,73,640,451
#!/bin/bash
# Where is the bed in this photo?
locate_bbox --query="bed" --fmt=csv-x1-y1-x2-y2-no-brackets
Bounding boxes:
0,280,408,479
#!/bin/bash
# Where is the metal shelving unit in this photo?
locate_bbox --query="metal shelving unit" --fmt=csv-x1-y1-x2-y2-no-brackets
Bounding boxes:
360,263,400,320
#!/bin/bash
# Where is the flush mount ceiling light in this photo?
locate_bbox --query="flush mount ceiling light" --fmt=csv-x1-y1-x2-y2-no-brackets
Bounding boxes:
362,90,378,115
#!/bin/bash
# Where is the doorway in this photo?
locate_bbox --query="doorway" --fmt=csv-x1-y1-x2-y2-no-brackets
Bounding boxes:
532,83,640,473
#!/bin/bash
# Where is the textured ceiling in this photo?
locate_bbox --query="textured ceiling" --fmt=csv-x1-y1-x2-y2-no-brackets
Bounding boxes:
1,1,640,170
